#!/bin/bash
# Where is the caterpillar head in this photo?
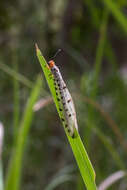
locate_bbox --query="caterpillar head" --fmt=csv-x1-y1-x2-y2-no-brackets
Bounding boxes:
48,60,55,68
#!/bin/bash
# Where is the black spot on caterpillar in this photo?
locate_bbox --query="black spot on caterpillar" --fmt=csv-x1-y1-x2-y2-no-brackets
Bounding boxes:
61,118,65,122
67,99,71,103
68,129,70,133
72,134,75,139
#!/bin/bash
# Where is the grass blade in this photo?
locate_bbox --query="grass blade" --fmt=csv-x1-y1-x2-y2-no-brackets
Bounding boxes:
93,127,125,170
0,161,4,190
5,76,42,190
36,45,97,190
0,122,4,190
98,170,126,190
102,0,127,34
0,62,33,88
13,62,20,143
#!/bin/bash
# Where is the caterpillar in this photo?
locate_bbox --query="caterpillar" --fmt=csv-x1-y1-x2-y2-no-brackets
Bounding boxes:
48,51,78,138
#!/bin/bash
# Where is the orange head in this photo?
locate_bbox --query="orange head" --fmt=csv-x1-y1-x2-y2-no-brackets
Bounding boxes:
48,60,55,68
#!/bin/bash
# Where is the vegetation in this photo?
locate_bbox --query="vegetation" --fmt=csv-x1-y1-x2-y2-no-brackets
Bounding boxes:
1,0,127,189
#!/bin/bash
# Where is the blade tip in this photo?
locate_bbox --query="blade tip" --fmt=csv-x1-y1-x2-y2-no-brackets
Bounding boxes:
35,43,39,52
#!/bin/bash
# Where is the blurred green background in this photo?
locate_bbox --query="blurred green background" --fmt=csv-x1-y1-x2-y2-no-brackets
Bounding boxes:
1,0,127,189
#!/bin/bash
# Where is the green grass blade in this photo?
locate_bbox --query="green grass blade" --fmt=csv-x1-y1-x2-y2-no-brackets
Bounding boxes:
84,9,109,149
93,127,125,170
13,62,20,143
0,122,4,190
0,62,33,88
0,161,4,190
5,76,42,190
94,9,109,91
36,45,97,190
84,0,118,70
68,134,96,189
102,0,127,34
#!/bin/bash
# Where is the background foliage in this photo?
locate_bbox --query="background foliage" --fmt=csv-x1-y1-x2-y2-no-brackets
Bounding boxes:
1,0,127,189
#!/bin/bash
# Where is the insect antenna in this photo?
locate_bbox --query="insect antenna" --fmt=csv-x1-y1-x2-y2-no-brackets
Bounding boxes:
50,49,62,60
